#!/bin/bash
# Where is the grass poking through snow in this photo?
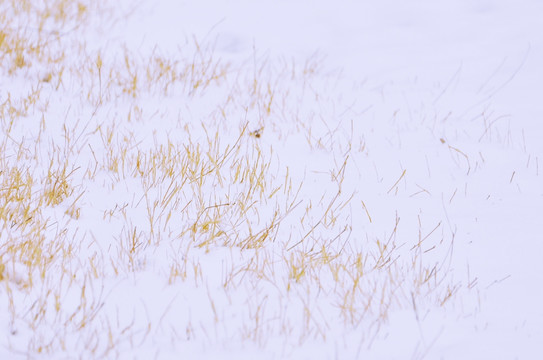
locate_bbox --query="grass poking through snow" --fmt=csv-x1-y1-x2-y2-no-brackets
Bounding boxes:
2,1,520,358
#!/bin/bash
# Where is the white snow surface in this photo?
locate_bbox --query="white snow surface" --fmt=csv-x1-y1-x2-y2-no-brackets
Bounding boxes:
1,0,542,359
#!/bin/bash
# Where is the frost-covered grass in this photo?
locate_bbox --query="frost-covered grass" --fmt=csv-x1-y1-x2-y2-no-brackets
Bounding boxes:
1,1,542,359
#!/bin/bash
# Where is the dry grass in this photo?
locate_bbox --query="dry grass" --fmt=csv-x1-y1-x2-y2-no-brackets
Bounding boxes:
0,1,478,358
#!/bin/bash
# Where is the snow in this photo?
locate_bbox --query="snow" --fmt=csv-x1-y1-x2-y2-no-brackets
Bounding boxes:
1,0,542,358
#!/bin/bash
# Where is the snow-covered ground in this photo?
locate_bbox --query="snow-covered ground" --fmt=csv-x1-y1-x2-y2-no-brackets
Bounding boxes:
1,0,542,358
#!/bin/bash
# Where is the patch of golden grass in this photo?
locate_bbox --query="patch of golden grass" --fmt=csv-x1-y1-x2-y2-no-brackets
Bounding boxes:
0,0,476,357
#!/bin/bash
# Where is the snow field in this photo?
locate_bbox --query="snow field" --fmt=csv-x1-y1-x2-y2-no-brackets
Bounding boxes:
0,0,542,358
